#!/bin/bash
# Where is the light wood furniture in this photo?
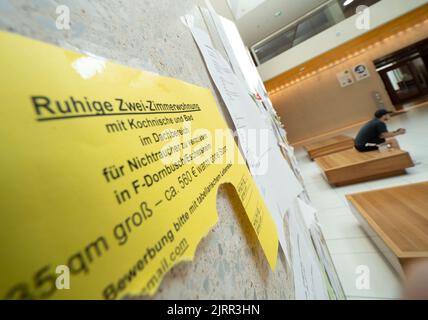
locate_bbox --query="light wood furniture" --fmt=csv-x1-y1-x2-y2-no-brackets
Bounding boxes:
315,148,414,186
347,182,428,277
304,135,354,160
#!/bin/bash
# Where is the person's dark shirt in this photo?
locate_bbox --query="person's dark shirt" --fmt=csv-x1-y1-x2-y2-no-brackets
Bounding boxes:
354,118,388,148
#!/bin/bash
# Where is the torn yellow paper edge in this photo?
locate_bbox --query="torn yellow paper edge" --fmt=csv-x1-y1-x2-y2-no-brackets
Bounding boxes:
0,31,278,299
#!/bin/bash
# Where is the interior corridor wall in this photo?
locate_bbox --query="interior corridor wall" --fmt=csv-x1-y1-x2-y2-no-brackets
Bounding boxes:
270,23,428,145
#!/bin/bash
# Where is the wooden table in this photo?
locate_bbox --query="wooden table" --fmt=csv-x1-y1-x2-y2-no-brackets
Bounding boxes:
304,135,354,160
316,148,414,186
347,182,428,277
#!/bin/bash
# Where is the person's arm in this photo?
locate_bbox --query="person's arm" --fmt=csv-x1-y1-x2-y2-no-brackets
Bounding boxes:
380,128,406,139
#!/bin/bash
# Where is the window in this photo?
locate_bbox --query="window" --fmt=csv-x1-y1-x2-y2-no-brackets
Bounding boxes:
251,0,381,66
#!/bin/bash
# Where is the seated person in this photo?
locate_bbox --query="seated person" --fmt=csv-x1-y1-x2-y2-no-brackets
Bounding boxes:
354,109,406,152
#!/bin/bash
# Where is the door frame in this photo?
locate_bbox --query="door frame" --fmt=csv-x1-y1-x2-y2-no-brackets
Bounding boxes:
379,57,428,107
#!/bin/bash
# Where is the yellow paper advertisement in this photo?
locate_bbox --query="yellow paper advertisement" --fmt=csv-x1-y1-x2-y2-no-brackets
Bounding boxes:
0,31,278,299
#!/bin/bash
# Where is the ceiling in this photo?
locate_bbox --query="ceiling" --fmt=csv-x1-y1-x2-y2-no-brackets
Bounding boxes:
225,0,331,47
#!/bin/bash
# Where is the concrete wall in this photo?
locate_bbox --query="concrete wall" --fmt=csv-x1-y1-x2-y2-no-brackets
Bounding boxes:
0,0,294,299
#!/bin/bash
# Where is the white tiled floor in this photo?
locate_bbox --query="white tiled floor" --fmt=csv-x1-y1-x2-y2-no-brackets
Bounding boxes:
295,106,428,300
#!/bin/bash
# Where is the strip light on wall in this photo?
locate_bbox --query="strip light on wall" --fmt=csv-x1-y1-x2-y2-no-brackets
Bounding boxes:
268,19,428,95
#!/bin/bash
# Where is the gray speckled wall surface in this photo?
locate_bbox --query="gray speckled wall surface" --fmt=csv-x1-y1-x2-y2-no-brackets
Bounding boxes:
0,0,294,299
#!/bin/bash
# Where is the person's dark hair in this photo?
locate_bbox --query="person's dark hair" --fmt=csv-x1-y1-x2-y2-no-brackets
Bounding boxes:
374,109,393,119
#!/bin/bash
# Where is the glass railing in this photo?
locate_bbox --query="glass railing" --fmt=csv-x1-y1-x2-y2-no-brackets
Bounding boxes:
250,0,381,66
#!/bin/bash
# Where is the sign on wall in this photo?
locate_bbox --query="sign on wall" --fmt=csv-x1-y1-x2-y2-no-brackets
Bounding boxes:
336,69,355,87
353,63,371,81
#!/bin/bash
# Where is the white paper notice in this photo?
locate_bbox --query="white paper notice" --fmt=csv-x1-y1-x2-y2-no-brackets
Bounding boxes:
337,69,354,87
188,25,303,263
288,199,329,300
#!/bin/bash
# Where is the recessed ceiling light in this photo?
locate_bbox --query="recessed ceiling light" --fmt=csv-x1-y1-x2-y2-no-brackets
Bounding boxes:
274,11,282,17
343,0,354,6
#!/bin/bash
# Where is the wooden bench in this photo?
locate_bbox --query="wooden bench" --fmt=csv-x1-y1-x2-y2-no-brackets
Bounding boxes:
304,135,354,160
315,148,414,186
346,182,428,277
